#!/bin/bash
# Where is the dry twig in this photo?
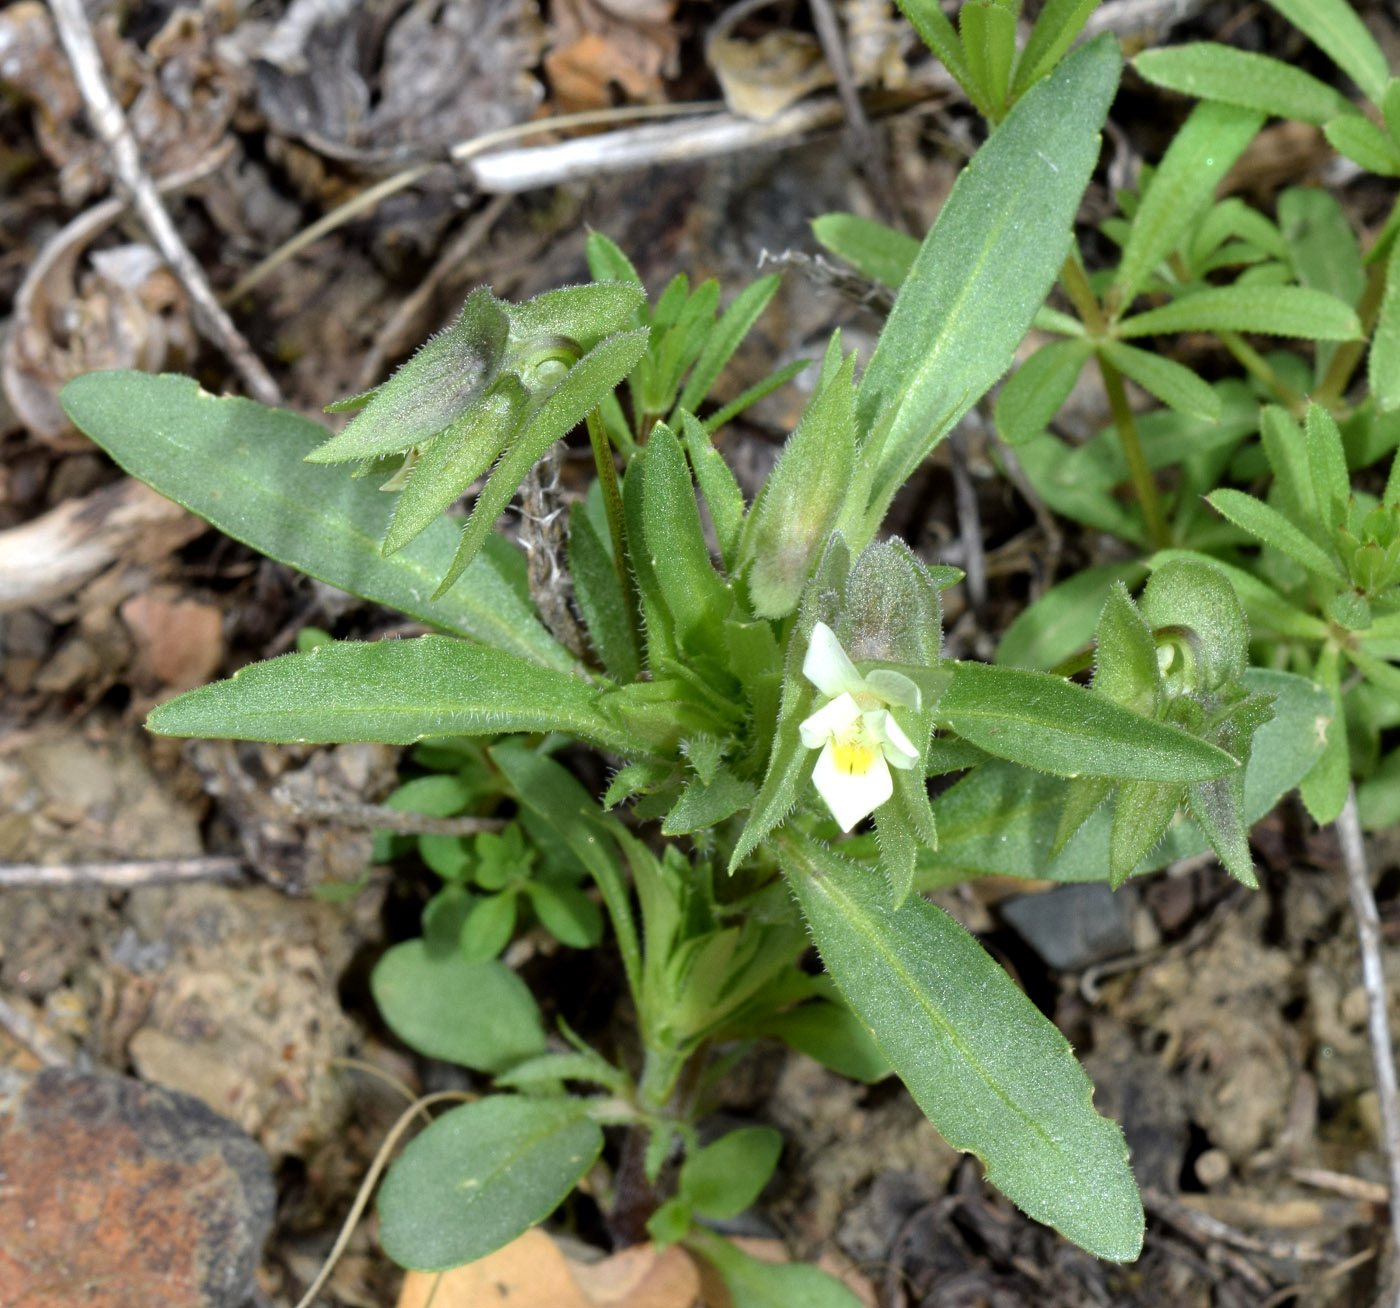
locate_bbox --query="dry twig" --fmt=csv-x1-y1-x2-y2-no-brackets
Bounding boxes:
0,857,244,889
46,0,282,407
1338,787,1400,1306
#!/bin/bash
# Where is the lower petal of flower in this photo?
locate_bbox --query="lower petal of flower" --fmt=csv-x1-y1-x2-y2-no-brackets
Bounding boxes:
813,732,893,832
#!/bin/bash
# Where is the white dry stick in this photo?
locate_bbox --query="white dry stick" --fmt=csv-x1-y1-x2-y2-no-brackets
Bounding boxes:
1338,786,1400,1307
0,857,244,889
46,0,284,408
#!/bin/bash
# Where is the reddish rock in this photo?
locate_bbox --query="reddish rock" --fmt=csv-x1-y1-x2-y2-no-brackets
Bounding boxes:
0,1067,274,1308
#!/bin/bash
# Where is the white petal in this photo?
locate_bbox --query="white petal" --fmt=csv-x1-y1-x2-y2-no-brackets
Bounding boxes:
799,691,861,749
812,738,893,831
876,711,921,770
864,668,922,712
803,622,863,699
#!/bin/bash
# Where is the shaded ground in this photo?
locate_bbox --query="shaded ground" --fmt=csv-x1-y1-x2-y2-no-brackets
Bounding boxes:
4,0,1400,1304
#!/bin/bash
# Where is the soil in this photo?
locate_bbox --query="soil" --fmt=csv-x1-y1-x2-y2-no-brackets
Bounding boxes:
3,1,1400,1305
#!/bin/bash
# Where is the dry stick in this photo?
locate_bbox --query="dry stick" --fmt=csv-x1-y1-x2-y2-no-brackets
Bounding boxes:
1337,786,1400,1307
224,102,725,305
0,857,244,889
47,0,283,408
268,785,507,836
291,1089,474,1308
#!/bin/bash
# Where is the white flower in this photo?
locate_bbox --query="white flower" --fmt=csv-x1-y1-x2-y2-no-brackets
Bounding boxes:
798,622,922,831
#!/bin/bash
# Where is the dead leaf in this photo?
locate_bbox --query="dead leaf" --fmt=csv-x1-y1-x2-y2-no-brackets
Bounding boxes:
568,1240,701,1307
707,28,833,121
119,590,224,691
397,1229,593,1308
545,0,679,110
397,1230,702,1308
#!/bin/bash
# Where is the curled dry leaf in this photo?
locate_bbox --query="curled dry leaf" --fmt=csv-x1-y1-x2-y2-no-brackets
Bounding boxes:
707,27,834,122
3,233,196,440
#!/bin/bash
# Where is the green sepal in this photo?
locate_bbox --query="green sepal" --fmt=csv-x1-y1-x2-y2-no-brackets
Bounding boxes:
434,329,650,596
1109,779,1182,888
728,536,850,872
643,423,736,657
382,375,527,556
310,287,510,462
1092,582,1161,717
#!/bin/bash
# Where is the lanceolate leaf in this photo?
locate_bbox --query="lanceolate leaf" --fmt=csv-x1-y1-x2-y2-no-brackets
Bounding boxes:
994,338,1093,445
1115,101,1264,305
811,213,920,288
895,0,982,110
780,832,1143,1261
676,275,782,415
1323,115,1400,176
59,371,572,670
1371,236,1400,413
1097,339,1221,421
1133,44,1355,125
1207,489,1348,583
922,669,1328,885
1265,0,1389,105
856,35,1121,534
377,1096,604,1270
147,636,639,754
938,661,1240,781
686,1229,864,1308
1012,0,1101,97
1117,285,1361,340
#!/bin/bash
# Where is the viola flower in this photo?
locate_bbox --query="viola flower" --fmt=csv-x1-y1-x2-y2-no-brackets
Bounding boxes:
798,622,922,831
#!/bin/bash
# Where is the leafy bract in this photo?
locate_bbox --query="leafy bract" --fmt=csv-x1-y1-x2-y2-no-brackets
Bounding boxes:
855,34,1122,536
377,1096,603,1270
781,832,1143,1261
938,661,1240,781
147,636,638,754
58,371,572,670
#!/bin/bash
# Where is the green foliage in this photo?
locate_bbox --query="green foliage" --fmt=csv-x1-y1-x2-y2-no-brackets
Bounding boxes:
781,831,1143,1261
76,3,1400,1271
376,1096,604,1270
370,941,545,1073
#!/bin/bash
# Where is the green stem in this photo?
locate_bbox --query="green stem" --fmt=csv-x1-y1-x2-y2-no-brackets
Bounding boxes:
1098,353,1170,550
586,408,645,671
1059,251,1107,334
1315,257,1389,408
1218,331,1307,415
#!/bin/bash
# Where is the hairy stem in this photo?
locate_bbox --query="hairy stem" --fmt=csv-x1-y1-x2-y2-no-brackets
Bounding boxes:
1098,353,1170,550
